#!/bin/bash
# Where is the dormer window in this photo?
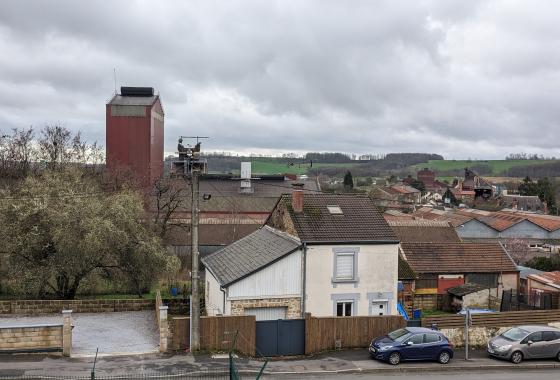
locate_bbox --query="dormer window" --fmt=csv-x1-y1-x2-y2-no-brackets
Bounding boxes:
327,205,343,215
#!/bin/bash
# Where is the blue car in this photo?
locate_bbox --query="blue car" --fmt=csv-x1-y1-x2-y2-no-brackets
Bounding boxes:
369,327,454,365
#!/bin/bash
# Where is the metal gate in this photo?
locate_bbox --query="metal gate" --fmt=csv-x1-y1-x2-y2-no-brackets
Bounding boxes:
255,319,305,357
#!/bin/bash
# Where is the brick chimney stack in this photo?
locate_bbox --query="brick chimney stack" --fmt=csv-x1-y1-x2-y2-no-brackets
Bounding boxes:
292,183,304,213
544,201,548,215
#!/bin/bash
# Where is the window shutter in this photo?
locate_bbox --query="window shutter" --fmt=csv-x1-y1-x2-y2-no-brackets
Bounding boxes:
336,253,354,279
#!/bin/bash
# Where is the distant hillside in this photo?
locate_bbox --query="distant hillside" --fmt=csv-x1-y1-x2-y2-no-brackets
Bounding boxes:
410,159,560,178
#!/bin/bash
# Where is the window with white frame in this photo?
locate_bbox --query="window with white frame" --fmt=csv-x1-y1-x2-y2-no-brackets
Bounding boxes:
336,301,354,316
335,251,355,281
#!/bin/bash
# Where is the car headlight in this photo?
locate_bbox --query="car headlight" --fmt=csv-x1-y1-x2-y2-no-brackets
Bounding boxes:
497,345,512,351
379,346,391,351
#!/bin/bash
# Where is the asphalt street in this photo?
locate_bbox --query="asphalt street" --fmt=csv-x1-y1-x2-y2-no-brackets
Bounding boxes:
271,369,560,379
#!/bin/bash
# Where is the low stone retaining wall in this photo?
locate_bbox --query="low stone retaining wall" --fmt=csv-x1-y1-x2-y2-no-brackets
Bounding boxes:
0,324,63,353
442,322,560,348
0,299,154,315
0,310,73,355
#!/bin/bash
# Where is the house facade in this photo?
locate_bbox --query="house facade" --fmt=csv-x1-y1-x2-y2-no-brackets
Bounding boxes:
203,189,400,319
266,189,400,317
203,226,304,320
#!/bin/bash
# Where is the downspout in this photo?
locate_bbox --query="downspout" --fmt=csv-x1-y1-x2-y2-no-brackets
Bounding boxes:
301,242,307,317
220,287,226,315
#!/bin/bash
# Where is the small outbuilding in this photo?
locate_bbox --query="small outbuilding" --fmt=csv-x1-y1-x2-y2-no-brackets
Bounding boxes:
447,283,492,311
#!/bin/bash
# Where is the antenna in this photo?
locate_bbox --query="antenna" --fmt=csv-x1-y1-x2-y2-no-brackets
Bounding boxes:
180,136,210,144
113,68,117,94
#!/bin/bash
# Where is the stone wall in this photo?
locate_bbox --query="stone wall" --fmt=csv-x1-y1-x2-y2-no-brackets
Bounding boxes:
230,297,301,319
0,299,154,315
0,325,63,353
442,322,560,348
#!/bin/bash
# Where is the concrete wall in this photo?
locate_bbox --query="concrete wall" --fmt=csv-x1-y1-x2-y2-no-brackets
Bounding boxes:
502,220,548,239
205,268,225,316
305,243,399,316
456,219,498,239
0,299,154,315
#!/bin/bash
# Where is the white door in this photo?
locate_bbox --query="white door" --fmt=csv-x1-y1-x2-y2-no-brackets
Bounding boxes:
371,301,388,316
244,307,287,321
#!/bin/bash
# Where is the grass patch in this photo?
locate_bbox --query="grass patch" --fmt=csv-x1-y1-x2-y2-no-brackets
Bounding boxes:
250,160,363,175
412,159,558,176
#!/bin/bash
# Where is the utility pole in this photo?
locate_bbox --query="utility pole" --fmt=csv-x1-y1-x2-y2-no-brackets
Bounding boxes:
171,135,208,352
191,165,200,351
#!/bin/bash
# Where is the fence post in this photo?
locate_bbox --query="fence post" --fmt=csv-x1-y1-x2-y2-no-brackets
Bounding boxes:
159,305,169,353
62,310,72,357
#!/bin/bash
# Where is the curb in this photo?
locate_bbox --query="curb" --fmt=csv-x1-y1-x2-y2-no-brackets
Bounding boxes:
237,362,560,376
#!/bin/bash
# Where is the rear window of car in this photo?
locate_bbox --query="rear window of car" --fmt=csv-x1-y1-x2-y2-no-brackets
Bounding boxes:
424,333,441,343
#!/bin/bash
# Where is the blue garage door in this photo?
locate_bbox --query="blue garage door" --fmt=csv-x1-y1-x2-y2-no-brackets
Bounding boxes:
255,319,305,357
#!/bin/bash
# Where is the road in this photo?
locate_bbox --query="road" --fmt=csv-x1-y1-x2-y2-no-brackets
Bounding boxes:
270,369,560,379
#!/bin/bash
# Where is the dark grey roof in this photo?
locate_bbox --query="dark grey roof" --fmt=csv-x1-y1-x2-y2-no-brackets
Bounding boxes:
275,194,398,243
201,226,301,287
108,94,159,106
517,265,545,280
447,283,489,296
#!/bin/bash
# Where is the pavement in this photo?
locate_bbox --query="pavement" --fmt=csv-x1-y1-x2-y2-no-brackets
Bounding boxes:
1,348,560,378
0,311,159,356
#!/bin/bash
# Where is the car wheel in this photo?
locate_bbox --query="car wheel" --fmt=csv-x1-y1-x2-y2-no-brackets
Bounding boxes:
388,352,401,365
438,350,451,364
510,351,523,364
556,351,560,362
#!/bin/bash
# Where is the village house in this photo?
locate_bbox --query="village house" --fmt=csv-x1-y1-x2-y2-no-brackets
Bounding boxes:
203,187,400,319
371,184,421,212
399,242,519,311
526,271,560,308
162,166,320,266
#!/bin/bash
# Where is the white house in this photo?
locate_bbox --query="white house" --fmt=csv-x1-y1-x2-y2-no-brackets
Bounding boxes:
202,187,400,320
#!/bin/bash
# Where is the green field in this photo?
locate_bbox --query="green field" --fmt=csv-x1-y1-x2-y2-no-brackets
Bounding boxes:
411,159,557,176
250,161,361,175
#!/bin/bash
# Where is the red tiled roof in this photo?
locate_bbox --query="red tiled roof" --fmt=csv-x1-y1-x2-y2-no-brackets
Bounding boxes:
400,242,518,274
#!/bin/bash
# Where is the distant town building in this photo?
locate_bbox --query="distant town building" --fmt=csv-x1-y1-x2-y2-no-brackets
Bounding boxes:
106,86,164,186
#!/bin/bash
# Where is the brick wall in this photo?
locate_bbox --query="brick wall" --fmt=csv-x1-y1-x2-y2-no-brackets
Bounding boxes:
0,299,154,315
0,325,63,352
230,297,301,319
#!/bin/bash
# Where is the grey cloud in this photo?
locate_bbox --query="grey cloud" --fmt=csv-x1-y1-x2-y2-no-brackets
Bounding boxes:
0,0,559,159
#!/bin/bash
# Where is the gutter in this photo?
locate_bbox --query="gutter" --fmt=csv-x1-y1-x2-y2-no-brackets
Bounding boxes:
303,240,400,245
301,242,307,317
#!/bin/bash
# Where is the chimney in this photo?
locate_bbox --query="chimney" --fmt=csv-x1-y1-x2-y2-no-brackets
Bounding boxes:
292,183,304,213
544,201,548,214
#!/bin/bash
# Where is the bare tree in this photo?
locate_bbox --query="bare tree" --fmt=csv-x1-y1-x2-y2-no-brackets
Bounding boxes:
151,178,189,239
0,127,36,181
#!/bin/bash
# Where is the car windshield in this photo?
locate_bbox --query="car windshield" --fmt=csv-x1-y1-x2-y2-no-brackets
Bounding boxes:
501,327,530,341
388,328,412,342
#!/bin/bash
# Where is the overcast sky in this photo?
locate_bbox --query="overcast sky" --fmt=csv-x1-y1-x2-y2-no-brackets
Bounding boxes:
1,1,559,159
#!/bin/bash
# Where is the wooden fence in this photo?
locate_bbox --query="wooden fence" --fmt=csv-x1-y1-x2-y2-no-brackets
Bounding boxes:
305,314,406,354
169,315,256,356
422,309,560,329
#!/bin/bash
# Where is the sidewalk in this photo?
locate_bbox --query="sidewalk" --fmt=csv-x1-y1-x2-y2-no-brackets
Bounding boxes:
1,349,559,378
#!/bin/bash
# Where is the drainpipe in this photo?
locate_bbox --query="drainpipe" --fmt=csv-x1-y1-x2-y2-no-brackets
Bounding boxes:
301,242,307,317
220,287,226,315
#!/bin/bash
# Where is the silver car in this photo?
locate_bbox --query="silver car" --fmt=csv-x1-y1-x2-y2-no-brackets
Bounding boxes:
487,325,560,364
